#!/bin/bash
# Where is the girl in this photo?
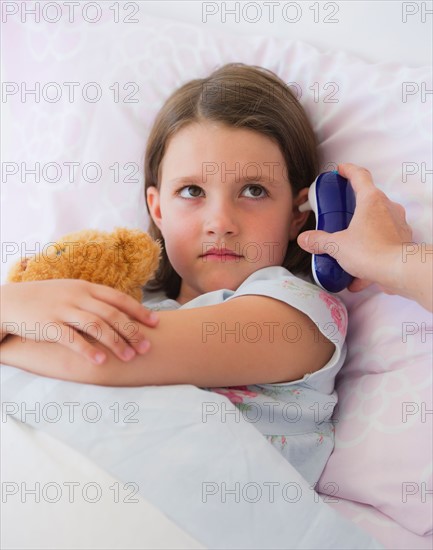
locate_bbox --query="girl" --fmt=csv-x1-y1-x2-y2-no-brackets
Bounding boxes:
1,63,347,485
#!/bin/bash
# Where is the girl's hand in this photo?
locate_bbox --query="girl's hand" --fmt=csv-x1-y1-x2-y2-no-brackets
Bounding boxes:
0,279,159,365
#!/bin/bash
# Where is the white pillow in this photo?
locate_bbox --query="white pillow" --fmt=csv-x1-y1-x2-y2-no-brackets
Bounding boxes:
3,13,430,260
2,10,432,537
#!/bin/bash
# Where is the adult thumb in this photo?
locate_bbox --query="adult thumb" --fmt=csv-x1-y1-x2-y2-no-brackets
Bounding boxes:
297,230,335,256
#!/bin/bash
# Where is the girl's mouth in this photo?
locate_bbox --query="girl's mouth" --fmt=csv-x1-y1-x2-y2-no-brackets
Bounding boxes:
202,253,242,262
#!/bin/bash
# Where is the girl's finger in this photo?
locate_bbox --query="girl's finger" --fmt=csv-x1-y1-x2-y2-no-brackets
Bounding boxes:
55,322,108,365
62,310,147,362
87,282,159,327
76,300,152,357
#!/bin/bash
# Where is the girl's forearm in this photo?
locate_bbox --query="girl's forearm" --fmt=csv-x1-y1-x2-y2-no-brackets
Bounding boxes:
0,333,168,387
0,296,336,388
0,335,101,385
0,334,165,387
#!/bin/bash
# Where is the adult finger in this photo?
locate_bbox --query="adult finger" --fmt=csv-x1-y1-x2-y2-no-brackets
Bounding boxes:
297,230,339,256
347,278,374,293
337,163,376,195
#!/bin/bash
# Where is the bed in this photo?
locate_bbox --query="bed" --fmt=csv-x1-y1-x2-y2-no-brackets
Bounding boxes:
1,2,432,548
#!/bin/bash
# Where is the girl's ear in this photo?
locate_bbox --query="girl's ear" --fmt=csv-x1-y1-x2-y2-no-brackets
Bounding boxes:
146,186,163,233
288,187,312,240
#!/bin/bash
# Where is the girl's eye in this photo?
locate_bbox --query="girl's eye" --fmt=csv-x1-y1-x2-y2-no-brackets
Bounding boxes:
176,184,268,200
177,185,203,198
243,184,268,199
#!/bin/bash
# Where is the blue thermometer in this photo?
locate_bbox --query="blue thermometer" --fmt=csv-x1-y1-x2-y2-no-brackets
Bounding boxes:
299,171,356,293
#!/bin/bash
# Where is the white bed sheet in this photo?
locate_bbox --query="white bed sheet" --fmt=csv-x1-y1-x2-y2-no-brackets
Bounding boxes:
0,365,384,550
2,415,431,550
1,418,204,550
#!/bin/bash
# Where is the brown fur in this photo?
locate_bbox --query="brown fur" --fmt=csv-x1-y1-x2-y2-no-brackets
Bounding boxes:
7,227,161,302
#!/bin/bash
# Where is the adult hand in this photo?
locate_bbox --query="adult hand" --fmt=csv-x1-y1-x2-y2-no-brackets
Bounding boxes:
297,163,415,296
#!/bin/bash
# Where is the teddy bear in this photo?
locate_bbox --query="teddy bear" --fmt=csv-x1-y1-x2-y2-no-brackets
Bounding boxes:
7,227,161,302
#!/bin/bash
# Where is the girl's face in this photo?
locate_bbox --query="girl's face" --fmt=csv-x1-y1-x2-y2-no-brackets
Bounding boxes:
147,121,310,305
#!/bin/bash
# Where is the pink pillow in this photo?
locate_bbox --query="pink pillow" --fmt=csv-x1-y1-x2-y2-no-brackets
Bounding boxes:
2,10,432,535
318,292,433,535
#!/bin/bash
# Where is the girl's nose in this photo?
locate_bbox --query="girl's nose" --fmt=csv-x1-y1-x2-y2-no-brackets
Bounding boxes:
204,201,239,236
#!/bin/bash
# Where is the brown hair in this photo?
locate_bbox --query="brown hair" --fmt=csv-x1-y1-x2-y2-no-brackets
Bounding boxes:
144,62,318,300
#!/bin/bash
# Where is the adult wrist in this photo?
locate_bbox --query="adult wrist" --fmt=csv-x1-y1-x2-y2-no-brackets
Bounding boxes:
372,244,405,294
400,243,433,311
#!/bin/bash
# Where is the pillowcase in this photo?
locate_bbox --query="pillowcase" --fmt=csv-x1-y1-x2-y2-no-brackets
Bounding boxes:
2,12,431,259
2,9,432,536
318,294,433,536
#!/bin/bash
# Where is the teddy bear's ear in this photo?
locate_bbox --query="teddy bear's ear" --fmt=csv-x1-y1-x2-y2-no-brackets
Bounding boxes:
113,228,161,265
110,228,162,300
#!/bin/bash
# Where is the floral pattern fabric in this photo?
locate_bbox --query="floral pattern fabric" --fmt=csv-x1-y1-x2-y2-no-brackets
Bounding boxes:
143,266,348,486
